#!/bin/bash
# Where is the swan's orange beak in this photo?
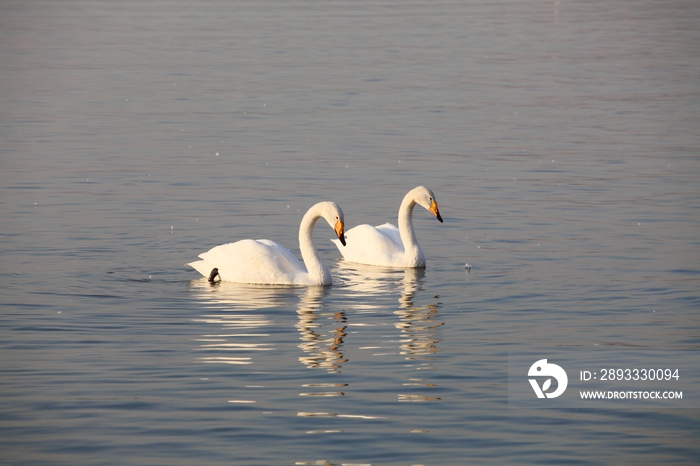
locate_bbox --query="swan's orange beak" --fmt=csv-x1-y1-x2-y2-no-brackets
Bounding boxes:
335,219,346,246
430,200,443,223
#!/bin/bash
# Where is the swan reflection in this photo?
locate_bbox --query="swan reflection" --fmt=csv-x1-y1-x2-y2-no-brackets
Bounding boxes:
335,261,442,360
296,285,348,373
335,260,414,296
189,278,288,366
189,278,349,373
334,261,443,404
189,278,299,310
393,273,443,360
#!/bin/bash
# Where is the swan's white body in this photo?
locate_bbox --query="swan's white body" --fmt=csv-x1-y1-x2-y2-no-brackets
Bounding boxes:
189,201,345,285
332,186,442,268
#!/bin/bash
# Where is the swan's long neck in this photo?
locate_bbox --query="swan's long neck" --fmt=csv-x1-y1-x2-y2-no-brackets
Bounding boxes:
299,207,332,285
397,193,424,264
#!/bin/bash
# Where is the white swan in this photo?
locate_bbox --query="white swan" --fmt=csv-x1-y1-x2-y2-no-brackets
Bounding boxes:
188,201,346,285
331,186,442,268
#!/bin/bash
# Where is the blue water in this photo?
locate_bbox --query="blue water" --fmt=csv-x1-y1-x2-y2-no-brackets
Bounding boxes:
1,0,699,464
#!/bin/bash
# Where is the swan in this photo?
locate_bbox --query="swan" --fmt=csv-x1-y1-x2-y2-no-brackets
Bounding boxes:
331,186,442,268
188,201,346,285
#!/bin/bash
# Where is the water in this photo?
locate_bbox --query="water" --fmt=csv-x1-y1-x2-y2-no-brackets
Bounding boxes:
1,0,699,464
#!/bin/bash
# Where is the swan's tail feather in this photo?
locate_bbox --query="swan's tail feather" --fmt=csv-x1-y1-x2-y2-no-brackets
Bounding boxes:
188,260,213,278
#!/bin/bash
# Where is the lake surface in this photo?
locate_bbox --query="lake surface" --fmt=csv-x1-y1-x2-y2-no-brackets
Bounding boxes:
1,0,699,464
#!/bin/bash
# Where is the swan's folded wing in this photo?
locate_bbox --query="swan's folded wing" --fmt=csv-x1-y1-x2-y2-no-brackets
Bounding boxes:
197,239,305,284
333,223,405,266
374,223,403,249
255,239,304,273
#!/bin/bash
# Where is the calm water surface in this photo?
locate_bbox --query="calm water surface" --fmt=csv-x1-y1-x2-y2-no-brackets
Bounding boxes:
1,1,699,464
